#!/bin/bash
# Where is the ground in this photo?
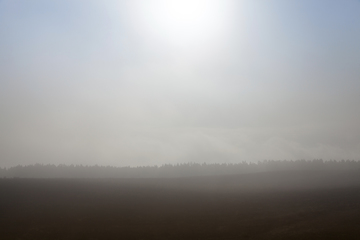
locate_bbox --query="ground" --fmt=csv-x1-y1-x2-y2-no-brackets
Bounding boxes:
1,171,360,240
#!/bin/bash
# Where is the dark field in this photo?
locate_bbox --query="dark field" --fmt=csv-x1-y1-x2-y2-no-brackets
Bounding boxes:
1,171,360,240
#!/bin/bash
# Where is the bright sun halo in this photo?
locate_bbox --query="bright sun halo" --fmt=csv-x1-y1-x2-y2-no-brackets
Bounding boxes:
131,0,231,47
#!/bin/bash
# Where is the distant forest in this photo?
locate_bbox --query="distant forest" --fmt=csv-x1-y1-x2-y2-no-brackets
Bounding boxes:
1,160,359,178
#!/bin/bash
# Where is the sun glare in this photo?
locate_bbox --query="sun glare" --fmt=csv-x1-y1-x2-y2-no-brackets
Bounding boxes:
129,0,232,48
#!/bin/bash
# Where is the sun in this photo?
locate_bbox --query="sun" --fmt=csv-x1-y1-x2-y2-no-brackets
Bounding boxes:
129,0,232,48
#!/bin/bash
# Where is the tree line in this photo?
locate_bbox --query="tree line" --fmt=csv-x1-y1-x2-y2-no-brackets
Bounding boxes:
0,159,359,178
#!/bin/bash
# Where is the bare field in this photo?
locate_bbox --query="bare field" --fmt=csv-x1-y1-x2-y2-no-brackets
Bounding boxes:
1,171,360,240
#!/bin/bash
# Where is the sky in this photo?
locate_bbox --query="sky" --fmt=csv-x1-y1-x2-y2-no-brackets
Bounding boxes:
1,0,360,167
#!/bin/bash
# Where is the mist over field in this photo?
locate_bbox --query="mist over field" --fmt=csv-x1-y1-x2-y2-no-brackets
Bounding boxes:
2,2,360,239
1,0,360,168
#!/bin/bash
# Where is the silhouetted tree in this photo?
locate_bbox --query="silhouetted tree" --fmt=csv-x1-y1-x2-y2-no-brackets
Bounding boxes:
1,160,359,179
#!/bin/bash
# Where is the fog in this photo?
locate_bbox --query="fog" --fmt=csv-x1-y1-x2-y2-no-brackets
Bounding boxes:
1,0,360,167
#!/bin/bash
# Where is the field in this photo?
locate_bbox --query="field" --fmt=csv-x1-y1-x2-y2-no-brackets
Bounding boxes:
1,170,360,240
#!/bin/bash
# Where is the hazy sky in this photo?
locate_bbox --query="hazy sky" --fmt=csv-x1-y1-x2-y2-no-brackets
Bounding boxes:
1,0,360,167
